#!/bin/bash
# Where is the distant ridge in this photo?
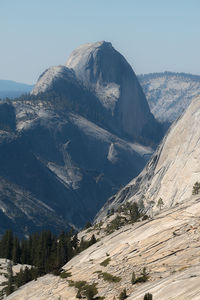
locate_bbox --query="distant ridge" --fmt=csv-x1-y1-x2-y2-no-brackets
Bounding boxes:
138,71,200,124
138,71,200,82
0,41,163,235
0,80,33,98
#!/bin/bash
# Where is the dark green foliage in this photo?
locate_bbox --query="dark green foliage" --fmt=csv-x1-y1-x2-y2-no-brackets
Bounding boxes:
15,267,38,288
90,234,97,245
74,280,87,289
107,208,115,217
98,272,121,283
105,202,142,234
71,281,98,300
0,229,97,296
100,257,111,267
105,215,126,234
67,279,75,287
93,270,102,274
129,202,140,222
192,182,200,195
144,293,153,300
5,261,14,296
0,229,13,259
71,233,79,250
132,267,149,284
84,222,92,229
16,89,108,131
142,215,149,221
59,271,72,279
119,202,140,223
131,271,136,284
82,283,98,300
12,237,21,264
76,289,82,298
78,235,97,252
119,288,127,300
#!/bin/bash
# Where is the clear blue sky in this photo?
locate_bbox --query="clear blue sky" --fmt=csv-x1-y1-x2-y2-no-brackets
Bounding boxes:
1,0,200,84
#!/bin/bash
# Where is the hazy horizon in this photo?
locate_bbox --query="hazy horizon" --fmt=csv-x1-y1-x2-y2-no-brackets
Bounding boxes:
1,0,200,84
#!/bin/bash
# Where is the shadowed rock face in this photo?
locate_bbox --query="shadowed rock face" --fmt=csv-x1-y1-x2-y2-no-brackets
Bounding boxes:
66,41,162,145
0,98,152,236
0,42,163,236
96,95,200,221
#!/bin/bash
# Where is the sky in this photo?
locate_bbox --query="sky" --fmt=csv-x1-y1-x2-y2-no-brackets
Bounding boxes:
0,0,200,84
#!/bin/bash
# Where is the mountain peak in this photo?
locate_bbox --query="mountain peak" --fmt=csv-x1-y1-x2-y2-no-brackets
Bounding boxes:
30,42,162,145
66,41,162,143
31,65,76,95
66,41,112,70
65,40,118,88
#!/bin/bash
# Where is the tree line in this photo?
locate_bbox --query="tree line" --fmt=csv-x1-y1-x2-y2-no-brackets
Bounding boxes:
0,229,97,296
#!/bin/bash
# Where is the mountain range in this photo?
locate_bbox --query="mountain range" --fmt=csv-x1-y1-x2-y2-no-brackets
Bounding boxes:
0,80,33,99
3,71,200,129
1,45,200,237
0,41,162,236
6,91,200,300
138,71,200,125
1,42,200,299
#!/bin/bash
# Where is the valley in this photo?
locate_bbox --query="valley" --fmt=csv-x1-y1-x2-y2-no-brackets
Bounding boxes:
0,42,200,300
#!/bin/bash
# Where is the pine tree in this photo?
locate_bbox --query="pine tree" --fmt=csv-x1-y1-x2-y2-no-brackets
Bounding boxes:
16,268,25,288
12,237,20,264
89,234,97,246
119,288,127,300
6,261,14,296
82,283,98,300
144,293,153,300
129,202,140,222
20,239,29,264
192,182,200,195
131,271,136,284
157,198,164,210
71,233,79,249
0,229,13,259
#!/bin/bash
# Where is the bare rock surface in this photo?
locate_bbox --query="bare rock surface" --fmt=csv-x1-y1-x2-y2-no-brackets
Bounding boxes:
31,66,76,96
0,42,165,235
6,196,200,299
0,259,31,295
96,95,200,220
0,98,152,235
138,72,200,124
32,41,162,145
66,41,162,144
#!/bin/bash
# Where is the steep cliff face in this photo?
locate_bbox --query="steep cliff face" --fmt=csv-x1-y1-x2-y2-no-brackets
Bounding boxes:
96,95,200,220
0,42,164,235
138,72,200,124
7,197,200,300
31,65,77,95
0,98,152,236
66,41,162,145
